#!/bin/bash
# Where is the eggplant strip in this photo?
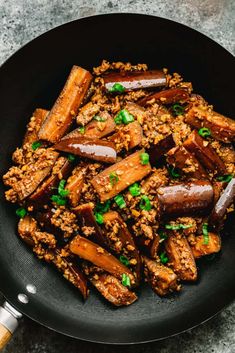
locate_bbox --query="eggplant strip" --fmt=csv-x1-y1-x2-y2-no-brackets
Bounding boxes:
108,121,143,152
18,216,88,299
39,66,92,143
190,233,221,259
66,166,87,207
136,234,160,259
73,203,107,246
138,87,189,106
70,235,135,285
28,157,72,208
23,108,49,145
165,234,197,281
209,178,235,229
167,145,208,179
54,136,117,164
91,149,152,202
103,211,141,284
157,181,214,217
103,70,166,92
185,106,235,143
76,102,99,126
148,134,175,166
183,130,226,174
142,256,179,296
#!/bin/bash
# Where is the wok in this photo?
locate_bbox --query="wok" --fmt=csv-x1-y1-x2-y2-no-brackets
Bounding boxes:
0,13,234,347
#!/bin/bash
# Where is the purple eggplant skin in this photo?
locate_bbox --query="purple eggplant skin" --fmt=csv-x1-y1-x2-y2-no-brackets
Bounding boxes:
209,178,235,229
148,134,175,166
157,181,214,217
103,70,166,92
54,137,117,164
138,87,190,106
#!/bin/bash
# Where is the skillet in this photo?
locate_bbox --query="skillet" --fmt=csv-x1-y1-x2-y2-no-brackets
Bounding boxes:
0,13,234,346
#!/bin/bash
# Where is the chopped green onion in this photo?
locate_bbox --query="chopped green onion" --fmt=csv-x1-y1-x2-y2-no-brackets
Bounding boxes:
95,200,111,214
159,231,168,240
198,127,211,138
172,103,185,116
129,183,141,196
139,195,151,211
67,154,76,162
216,174,233,183
122,273,131,287
95,212,104,225
119,255,130,267
58,179,69,198
115,109,134,125
168,165,180,179
78,126,85,134
202,223,209,245
160,252,169,264
16,207,27,218
31,141,42,150
140,152,149,165
93,116,106,122
114,194,126,209
109,172,119,186
51,195,67,206
165,224,192,230
109,83,125,93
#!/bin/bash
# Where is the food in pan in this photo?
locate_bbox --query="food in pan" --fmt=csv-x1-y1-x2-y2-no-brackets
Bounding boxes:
3,60,235,306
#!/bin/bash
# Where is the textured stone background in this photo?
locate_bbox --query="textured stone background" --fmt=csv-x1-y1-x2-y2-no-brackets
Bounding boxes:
0,0,234,352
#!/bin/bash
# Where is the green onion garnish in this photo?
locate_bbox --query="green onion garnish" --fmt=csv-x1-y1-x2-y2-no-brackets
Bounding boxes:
78,126,85,134
139,195,151,211
32,141,42,151
114,194,126,209
67,154,76,162
216,174,233,183
202,223,209,245
159,231,168,240
159,252,169,264
16,207,27,218
198,127,211,138
58,179,69,198
172,103,185,116
129,183,141,196
165,224,192,230
51,194,67,206
95,200,111,214
93,116,106,122
95,212,104,225
140,152,149,165
122,273,131,287
109,172,119,186
109,83,125,93
115,109,134,125
119,255,130,267
168,165,180,179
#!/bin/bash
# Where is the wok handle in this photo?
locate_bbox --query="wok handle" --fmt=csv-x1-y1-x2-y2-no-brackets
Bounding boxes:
0,302,22,351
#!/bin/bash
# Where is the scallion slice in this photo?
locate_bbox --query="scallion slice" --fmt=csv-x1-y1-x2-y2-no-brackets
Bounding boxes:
202,223,209,245
216,174,233,183
129,183,141,196
109,83,125,93
95,212,104,225
160,252,169,264
198,127,211,138
122,273,131,287
114,194,126,209
172,103,185,116
16,207,27,218
32,141,42,151
139,195,151,211
140,152,149,165
119,255,130,267
109,172,119,186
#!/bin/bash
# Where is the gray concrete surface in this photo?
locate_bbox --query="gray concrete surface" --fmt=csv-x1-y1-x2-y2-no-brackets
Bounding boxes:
0,0,234,352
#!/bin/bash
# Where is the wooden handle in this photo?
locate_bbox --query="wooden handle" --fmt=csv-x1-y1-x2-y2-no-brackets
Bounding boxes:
0,324,12,351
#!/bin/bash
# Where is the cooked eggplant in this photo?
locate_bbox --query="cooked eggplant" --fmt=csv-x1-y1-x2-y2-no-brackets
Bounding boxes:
103,70,166,92
76,102,99,126
54,136,117,164
91,149,152,201
148,134,175,166
138,87,189,106
142,256,179,296
108,121,143,152
190,233,221,258
183,130,227,174
23,108,49,145
157,181,214,217
66,166,87,207
209,178,235,229
39,66,92,143
165,234,197,281
185,105,235,143
70,235,135,285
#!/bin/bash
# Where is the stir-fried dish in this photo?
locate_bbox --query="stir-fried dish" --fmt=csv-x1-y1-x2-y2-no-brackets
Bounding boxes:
3,60,235,306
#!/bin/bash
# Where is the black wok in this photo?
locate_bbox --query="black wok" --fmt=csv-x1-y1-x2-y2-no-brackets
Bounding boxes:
0,13,234,345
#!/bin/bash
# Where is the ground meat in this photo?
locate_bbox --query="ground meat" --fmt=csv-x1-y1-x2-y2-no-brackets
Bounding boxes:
93,60,148,76
51,207,79,238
